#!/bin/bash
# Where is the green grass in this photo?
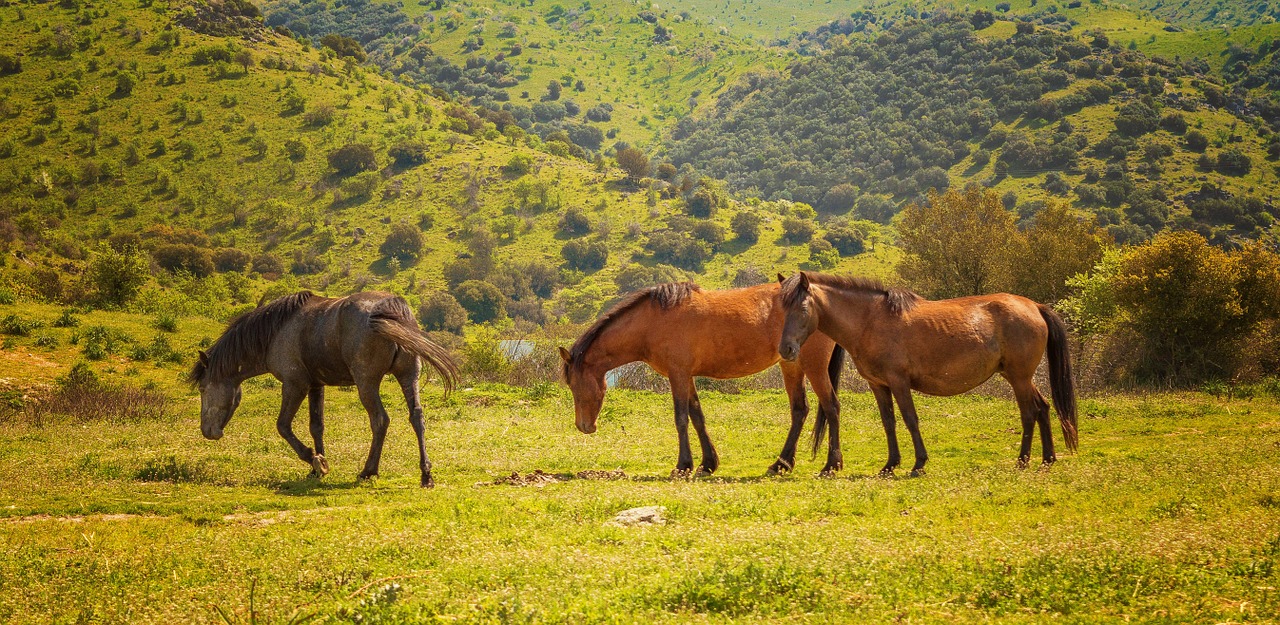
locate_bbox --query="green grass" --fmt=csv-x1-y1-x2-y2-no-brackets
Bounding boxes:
1,380,1278,621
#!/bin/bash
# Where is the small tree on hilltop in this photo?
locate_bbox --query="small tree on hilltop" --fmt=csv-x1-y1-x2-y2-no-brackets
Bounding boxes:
615,147,650,182
327,143,377,176
380,221,424,262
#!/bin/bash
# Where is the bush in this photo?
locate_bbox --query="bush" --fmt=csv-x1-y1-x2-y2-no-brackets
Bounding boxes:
461,325,511,381
1185,130,1209,152
781,217,816,244
152,244,214,277
84,246,150,306
327,143,377,176
28,363,167,425
614,264,685,293
503,153,533,176
731,211,762,243
419,291,467,334
561,239,608,272
302,103,336,127
822,223,866,256
389,141,429,166
341,171,381,199
558,207,592,236
212,248,251,272
820,183,859,213
251,253,283,278
615,147,650,181
1216,149,1252,176
380,222,424,261
453,280,506,324
1,314,44,337
806,238,840,269
644,231,710,271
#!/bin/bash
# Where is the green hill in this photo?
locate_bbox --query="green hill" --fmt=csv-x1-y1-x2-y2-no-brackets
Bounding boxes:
0,0,892,355
667,12,1280,246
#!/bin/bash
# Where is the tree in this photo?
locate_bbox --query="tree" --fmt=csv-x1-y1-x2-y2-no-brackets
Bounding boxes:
84,245,150,307
380,221,424,261
820,183,859,213
114,72,136,96
561,239,608,272
898,187,1019,298
327,144,377,176
545,79,562,101
615,147,650,181
1185,130,1209,152
557,207,592,236
234,49,254,74
453,280,506,324
731,211,761,243
152,244,214,277
419,291,467,334
1010,202,1109,303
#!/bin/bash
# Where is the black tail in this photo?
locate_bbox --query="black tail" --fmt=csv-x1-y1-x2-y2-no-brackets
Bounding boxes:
1039,304,1078,451
370,314,460,393
810,344,845,456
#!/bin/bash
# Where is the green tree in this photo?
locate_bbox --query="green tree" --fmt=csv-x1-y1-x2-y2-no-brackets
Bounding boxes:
379,221,424,261
419,291,467,334
1011,202,1110,303
731,211,761,243
615,147,650,181
454,280,506,324
84,245,149,307
898,187,1019,298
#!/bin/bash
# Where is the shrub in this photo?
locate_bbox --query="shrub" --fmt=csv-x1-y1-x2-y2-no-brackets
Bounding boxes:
251,253,283,278
806,238,840,270
453,280,506,324
614,264,685,293
615,147,650,181
29,363,167,425
1185,130,1209,152
561,239,608,272
822,223,866,256
388,141,429,166
1,314,44,337
84,245,150,306
461,325,511,381
731,211,761,243
504,154,534,176
153,244,214,277
212,248,251,272
781,217,816,244
644,231,710,271
341,171,381,199
820,183,858,213
380,222,424,261
1216,149,1252,176
419,291,467,334
327,143,377,176
558,207,592,236
898,187,1018,298
302,103,336,127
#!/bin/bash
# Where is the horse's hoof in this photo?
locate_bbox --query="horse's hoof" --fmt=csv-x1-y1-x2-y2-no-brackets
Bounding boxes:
670,468,693,479
311,453,330,478
766,459,793,475
877,467,896,478
1016,458,1030,470
909,468,926,478
357,471,378,481
695,466,715,478
420,473,435,489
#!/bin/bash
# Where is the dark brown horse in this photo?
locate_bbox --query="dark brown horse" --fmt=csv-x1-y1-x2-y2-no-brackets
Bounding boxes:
778,272,1077,476
560,279,846,477
190,291,458,487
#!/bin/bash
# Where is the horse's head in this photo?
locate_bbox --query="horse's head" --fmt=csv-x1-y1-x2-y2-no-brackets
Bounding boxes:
559,347,604,434
191,350,242,440
779,272,819,362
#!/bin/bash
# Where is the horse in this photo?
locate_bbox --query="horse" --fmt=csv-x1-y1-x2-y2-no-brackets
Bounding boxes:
189,291,458,488
559,278,847,477
777,272,1077,476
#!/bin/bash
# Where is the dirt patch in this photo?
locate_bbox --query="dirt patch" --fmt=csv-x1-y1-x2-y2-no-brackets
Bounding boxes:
0,512,160,524
486,470,567,487
575,469,627,481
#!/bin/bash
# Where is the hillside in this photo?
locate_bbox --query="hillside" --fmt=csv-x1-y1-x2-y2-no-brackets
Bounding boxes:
668,12,1280,246
0,0,895,360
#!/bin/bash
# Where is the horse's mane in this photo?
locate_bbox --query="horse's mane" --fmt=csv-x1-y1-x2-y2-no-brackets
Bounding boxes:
189,291,317,386
562,281,701,379
781,273,920,314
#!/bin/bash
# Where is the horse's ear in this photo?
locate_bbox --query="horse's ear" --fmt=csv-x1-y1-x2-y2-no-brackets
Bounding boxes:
198,350,208,364
558,346,571,362
776,273,787,284
798,271,811,291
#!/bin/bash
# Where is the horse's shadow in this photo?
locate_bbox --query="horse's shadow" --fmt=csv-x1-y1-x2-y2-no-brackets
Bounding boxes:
272,476,364,496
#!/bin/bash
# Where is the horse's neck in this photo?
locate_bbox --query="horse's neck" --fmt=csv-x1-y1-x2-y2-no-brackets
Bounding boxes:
583,316,644,374
816,286,880,339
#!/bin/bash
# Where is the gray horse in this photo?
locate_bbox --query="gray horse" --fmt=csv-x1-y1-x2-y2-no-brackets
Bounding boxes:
190,291,458,487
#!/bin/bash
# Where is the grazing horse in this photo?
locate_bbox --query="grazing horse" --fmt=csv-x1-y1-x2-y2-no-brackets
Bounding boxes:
190,291,458,487
778,272,1077,476
559,279,846,477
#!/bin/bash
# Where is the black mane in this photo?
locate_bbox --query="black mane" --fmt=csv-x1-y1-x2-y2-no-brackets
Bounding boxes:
562,281,701,379
781,273,920,314
189,291,316,386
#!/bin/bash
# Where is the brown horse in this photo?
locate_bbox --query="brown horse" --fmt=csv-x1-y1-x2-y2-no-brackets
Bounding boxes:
560,279,846,477
190,291,458,487
778,272,1077,476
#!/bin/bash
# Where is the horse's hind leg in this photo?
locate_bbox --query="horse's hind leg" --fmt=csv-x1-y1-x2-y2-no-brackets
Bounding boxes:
397,366,434,488
767,362,808,476
276,381,317,471
307,386,329,477
355,378,392,480
1010,378,1054,468
871,384,901,476
806,359,843,476
890,384,929,477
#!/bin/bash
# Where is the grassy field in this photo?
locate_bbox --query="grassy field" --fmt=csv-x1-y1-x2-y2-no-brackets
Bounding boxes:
2,363,1279,621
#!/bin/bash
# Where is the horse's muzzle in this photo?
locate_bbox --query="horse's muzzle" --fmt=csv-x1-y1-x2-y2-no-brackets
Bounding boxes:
201,425,224,440
778,345,800,362
576,420,597,434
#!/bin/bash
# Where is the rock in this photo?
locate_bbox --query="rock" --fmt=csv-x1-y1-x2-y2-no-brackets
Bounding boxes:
609,506,666,527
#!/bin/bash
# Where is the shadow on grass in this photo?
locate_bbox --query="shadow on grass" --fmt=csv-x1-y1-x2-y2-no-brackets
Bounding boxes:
273,476,365,496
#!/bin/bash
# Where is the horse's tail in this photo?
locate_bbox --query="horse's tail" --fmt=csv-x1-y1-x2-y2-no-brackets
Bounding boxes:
370,312,460,394
811,344,845,457
1039,304,1078,452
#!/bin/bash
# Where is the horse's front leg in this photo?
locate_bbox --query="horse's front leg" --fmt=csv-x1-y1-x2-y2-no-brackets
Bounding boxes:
307,385,329,478
669,375,696,478
767,362,807,476
276,381,316,471
356,379,392,480
890,383,929,477
687,387,719,477
870,384,900,476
